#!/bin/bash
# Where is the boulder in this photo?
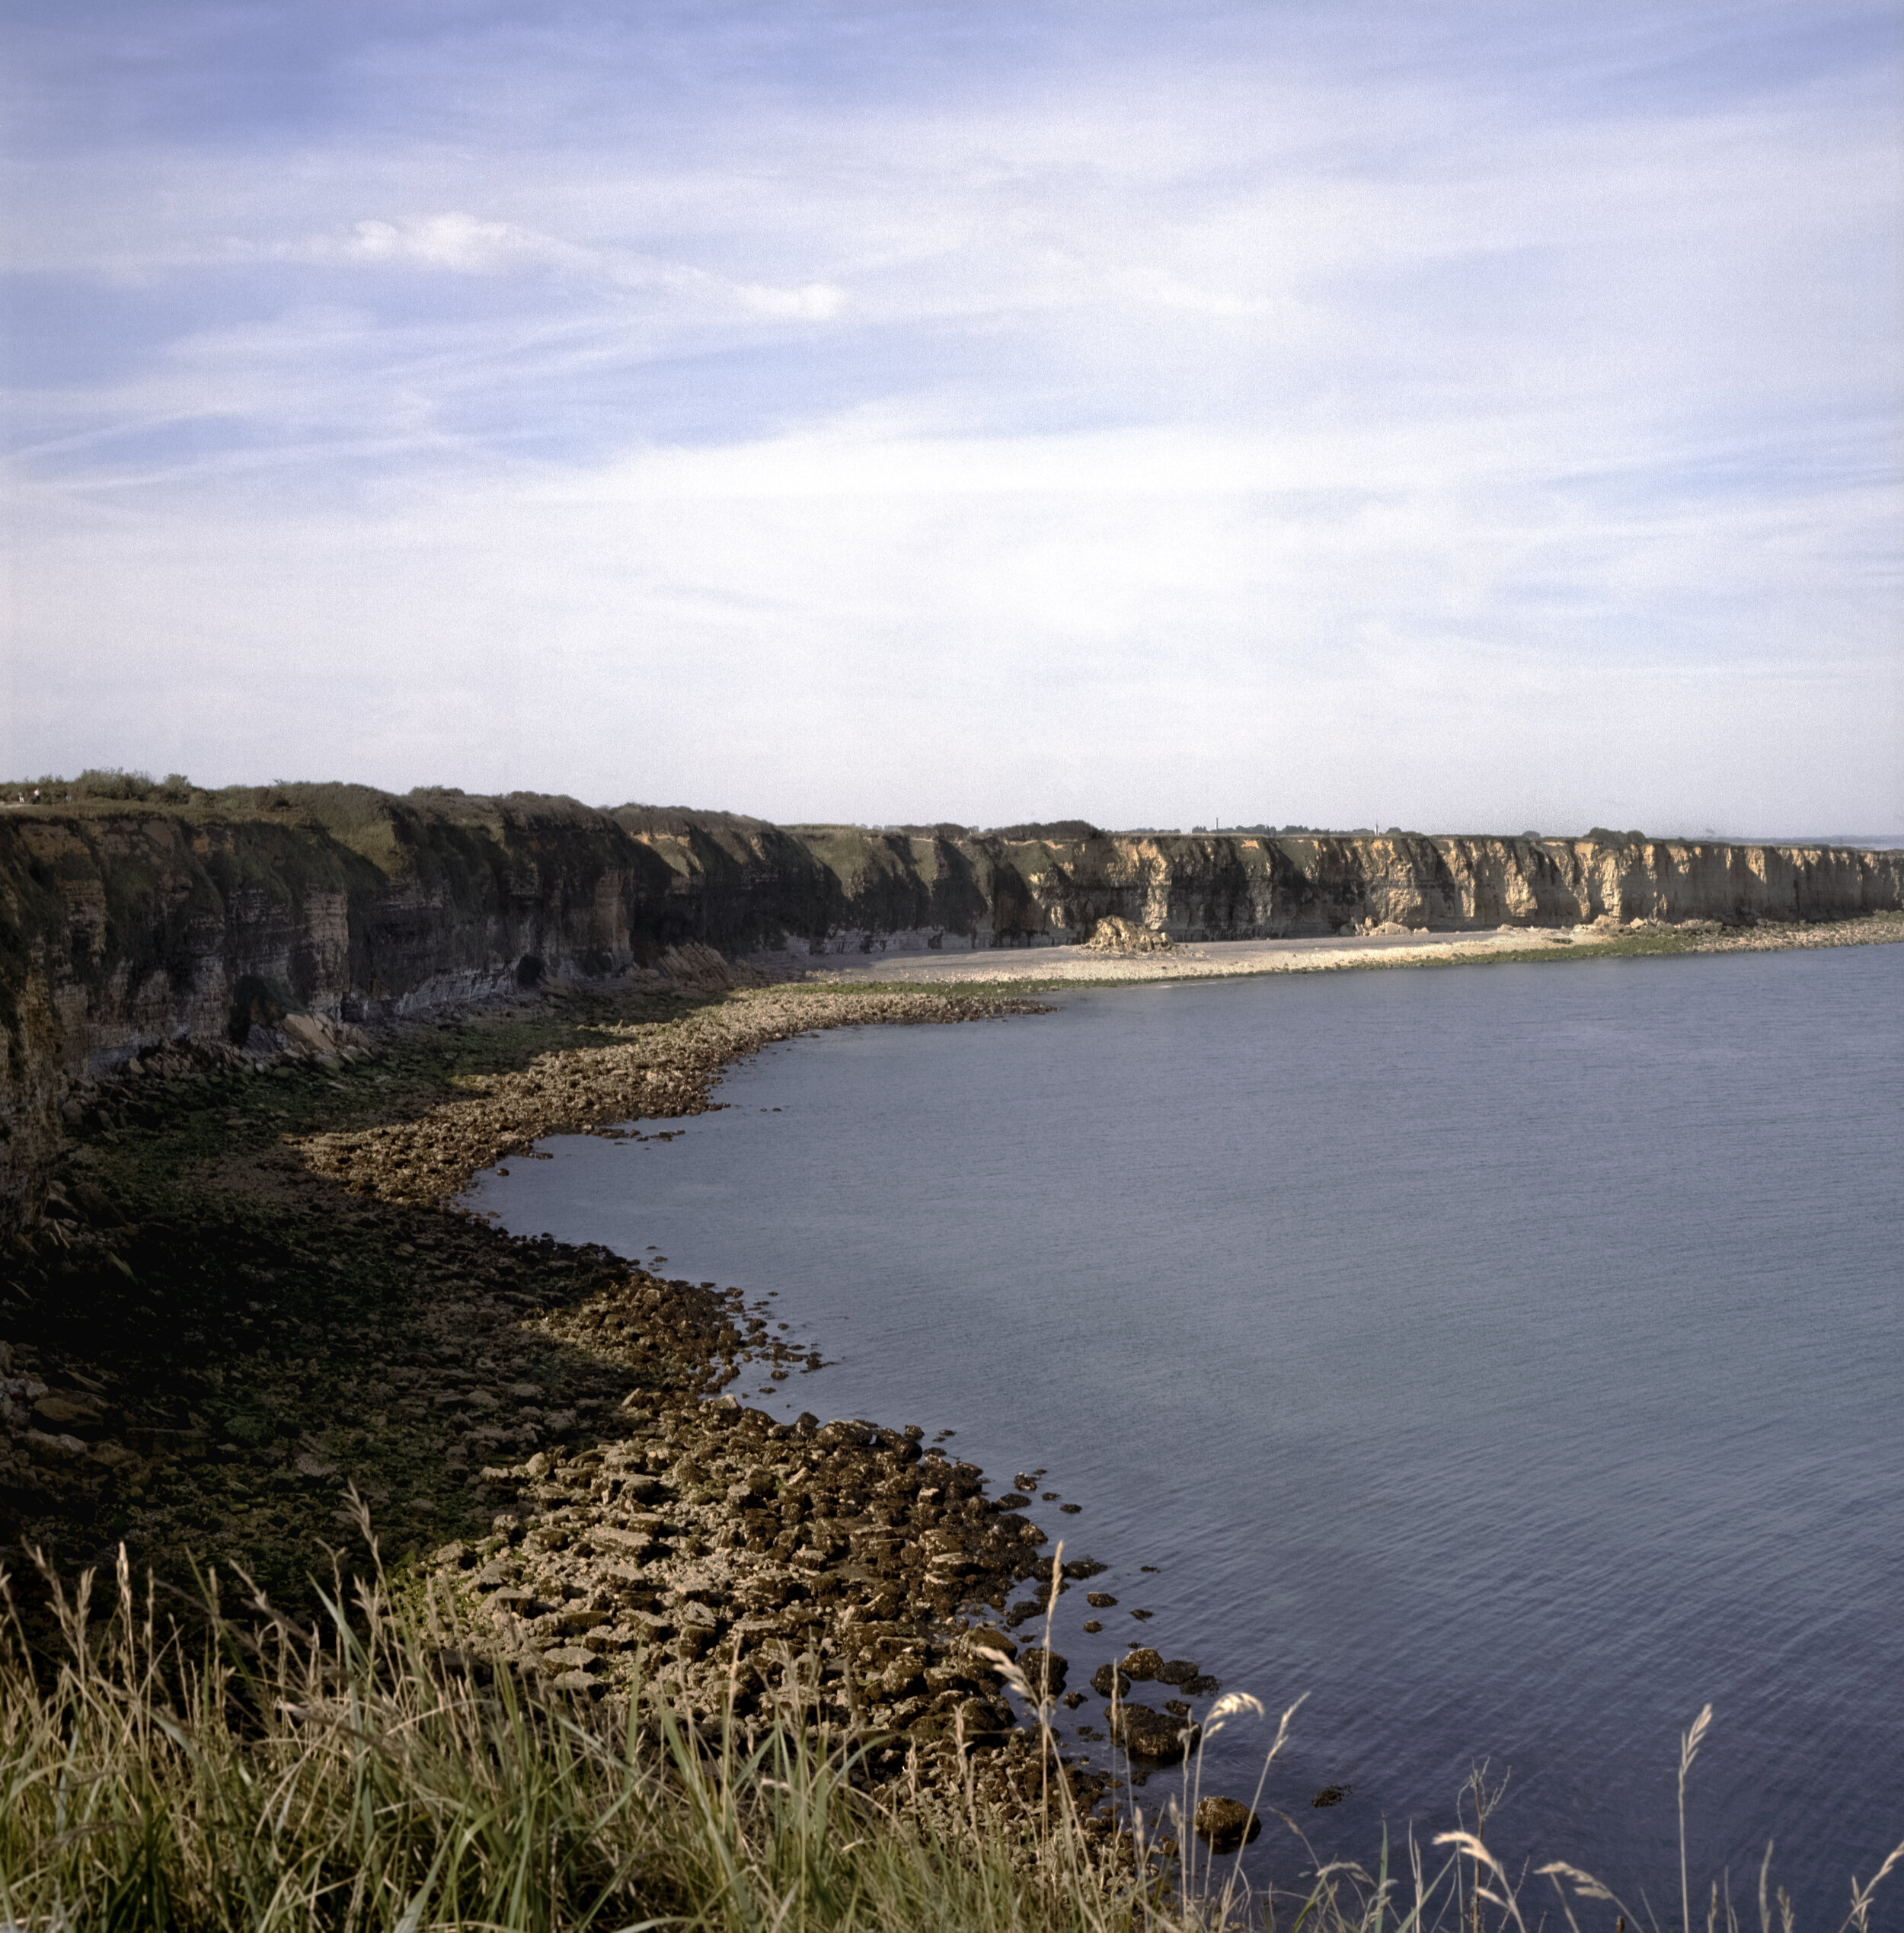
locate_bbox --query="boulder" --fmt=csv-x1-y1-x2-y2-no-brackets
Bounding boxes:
1083,917,1175,955
537,1646,598,1673
1090,1661,1131,1698
32,1394,103,1435
590,1526,656,1558
1121,1647,1164,1680
1193,1796,1262,1854
1016,1647,1068,1695
954,1695,1015,1745
1109,1703,1200,1762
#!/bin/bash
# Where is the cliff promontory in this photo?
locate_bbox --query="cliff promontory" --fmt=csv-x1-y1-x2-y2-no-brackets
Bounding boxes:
4,781,1899,1222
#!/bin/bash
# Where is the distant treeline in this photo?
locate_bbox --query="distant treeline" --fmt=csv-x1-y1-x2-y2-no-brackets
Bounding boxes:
5,769,198,804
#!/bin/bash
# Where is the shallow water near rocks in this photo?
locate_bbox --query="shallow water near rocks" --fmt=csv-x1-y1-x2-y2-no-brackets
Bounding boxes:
469,946,1904,1914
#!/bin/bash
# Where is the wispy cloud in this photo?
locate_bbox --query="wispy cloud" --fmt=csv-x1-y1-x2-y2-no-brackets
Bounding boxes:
266,212,845,319
2,0,1899,829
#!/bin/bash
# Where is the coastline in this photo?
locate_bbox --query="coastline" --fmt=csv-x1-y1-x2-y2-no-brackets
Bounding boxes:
780,908,1904,989
0,979,1145,1838
8,920,1898,1852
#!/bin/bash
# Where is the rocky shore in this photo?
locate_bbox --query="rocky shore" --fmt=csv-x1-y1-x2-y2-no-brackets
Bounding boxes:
1,972,1240,1845
23,912,1883,1842
8,782,1899,1231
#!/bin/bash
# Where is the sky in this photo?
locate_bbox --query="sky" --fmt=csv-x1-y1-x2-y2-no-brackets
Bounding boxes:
2,0,1900,836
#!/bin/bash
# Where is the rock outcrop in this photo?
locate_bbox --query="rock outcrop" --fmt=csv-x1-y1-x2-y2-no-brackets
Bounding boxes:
5,783,1900,1225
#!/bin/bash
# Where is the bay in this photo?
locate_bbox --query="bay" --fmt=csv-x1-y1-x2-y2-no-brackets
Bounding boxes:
468,945,1904,1915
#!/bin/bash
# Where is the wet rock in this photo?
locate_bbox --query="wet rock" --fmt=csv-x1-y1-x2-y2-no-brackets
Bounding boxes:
1311,1784,1351,1809
1186,1673,1221,1697
953,1695,1015,1745
1121,1647,1164,1680
1016,1647,1068,1695
1090,1661,1131,1698
1085,1591,1117,1607
1109,1703,1200,1762
1154,1658,1197,1685
1193,1795,1262,1853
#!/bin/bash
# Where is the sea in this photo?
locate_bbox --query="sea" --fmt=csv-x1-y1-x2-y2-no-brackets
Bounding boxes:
465,944,1904,1918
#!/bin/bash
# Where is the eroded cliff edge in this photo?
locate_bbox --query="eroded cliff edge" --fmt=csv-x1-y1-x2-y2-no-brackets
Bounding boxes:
4,781,1900,1222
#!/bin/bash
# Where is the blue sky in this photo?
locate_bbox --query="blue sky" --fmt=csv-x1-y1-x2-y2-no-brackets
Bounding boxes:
4,0,1899,834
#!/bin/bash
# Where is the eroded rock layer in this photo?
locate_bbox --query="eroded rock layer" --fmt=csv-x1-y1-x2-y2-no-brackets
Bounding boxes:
5,785,1899,1221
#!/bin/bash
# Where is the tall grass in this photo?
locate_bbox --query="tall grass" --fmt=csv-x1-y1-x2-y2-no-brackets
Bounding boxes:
0,1527,1155,1933
1,1528,1897,1933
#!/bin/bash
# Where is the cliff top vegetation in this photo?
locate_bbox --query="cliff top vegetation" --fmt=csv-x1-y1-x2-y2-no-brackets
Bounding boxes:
7,778,1895,861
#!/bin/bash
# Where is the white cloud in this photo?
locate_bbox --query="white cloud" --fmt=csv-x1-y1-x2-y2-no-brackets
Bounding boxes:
6,403,1897,832
305,212,595,273
270,211,845,318
1,2,1897,829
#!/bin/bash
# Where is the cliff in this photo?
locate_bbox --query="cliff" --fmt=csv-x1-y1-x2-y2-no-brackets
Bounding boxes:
5,783,1901,1224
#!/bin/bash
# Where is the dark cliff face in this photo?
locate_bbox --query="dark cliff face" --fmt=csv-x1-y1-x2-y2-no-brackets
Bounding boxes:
4,785,1901,1222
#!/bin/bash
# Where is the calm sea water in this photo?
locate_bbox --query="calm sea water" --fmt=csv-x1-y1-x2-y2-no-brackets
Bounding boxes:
469,947,1904,1915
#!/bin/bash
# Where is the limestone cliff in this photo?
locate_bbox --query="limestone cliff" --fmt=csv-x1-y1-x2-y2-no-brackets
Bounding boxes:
4,784,1899,1224
832,826,1902,951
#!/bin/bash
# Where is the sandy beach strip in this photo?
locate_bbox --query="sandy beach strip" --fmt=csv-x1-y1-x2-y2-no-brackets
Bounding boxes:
784,912,1904,989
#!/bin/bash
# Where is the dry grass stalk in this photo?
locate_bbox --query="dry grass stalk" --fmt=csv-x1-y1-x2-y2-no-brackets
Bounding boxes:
1,1535,1897,1933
